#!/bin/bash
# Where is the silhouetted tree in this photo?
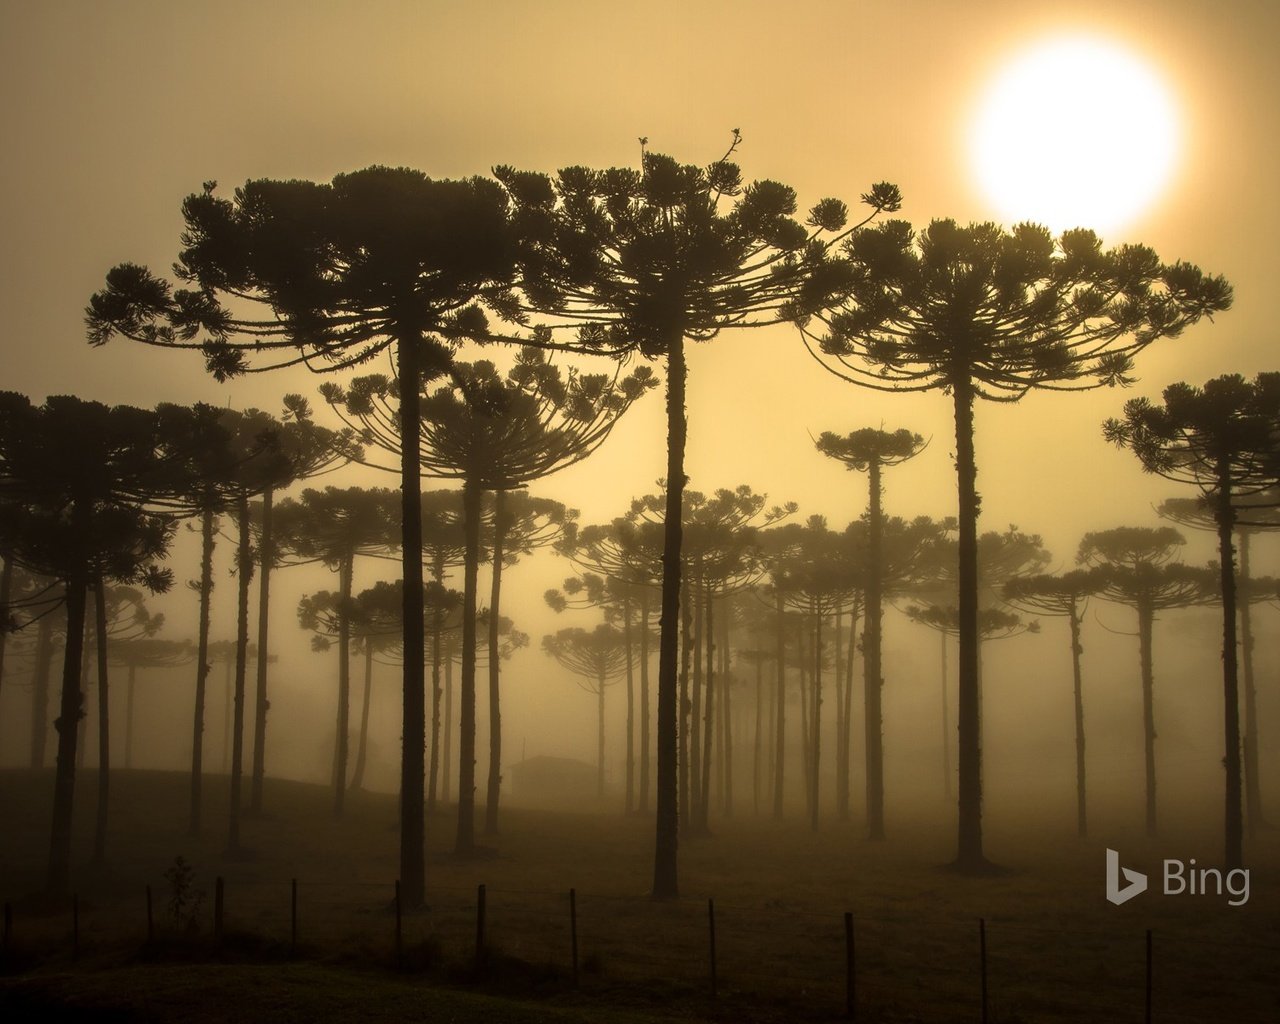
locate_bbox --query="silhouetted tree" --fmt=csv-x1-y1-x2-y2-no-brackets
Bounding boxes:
87,168,518,906
798,217,1231,872
1078,526,1216,837
817,428,926,838
1003,569,1107,836
108,636,195,770
0,394,174,892
1105,374,1280,868
544,623,634,798
499,136,899,896
287,486,399,815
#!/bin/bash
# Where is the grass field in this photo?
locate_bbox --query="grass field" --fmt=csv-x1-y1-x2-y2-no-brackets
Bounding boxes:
1,768,1278,1022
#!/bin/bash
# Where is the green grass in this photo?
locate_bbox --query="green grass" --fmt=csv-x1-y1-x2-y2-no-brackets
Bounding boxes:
2,768,1278,1022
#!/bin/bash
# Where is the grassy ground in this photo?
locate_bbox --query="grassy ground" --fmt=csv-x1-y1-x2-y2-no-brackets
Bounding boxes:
2,768,1278,1022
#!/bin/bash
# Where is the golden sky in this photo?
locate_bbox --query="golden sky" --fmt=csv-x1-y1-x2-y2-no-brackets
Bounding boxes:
1,0,1277,771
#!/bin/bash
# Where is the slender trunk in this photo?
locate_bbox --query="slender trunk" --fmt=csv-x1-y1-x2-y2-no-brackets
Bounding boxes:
1239,531,1264,833
721,609,733,819
77,604,91,772
941,631,951,800
47,568,87,896
190,508,215,837
333,551,353,816
678,576,693,833
1216,468,1243,871
444,645,454,803
1138,596,1157,837
427,549,445,813
624,594,635,814
866,459,886,840
397,334,427,907
351,642,374,790
753,649,763,817
844,601,859,821
484,489,507,836
698,591,715,833
1069,604,1087,838
952,376,986,871
653,332,686,901
798,619,812,815
834,602,846,821
92,577,110,865
227,492,253,852
222,659,231,774
249,487,273,815
639,590,651,813
455,478,481,856
125,663,137,771
772,591,786,820
690,580,704,826
597,673,606,799
30,612,55,769
811,600,823,833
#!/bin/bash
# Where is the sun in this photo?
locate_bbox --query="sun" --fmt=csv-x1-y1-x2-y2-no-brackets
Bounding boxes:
969,35,1180,236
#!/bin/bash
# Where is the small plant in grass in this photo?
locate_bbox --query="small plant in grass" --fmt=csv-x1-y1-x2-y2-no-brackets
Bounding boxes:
162,855,205,933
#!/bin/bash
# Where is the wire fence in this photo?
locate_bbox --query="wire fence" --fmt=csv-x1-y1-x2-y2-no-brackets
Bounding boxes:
3,870,1278,1023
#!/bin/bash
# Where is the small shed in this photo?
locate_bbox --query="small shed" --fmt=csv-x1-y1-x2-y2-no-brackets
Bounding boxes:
506,754,599,809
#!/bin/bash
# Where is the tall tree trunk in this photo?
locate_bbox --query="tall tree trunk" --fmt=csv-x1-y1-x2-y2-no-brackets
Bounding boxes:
125,663,137,771
639,590,651,813
690,580,704,826
0,556,10,704
47,568,87,896
351,642,374,791
597,673,606,799
753,649,763,816
653,332,686,900
191,508,215,837
77,603,92,772
834,602,846,821
443,645,454,804
1069,604,1087,838
333,551,353,816
811,600,823,833
721,608,733,819
624,594,635,814
1138,596,1157,837
772,590,786,820
865,459,886,840
678,576,693,834
844,601,859,821
484,489,507,837
1239,530,1264,833
92,577,111,865
397,334,428,906
798,619,812,816
1216,467,1243,871
249,487,274,815
30,612,54,769
427,550,445,813
952,377,987,871
222,658,231,773
940,631,950,800
227,493,253,853
698,591,715,834
454,478,481,856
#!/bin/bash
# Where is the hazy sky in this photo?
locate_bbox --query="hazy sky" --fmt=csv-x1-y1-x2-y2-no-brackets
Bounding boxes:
2,0,1277,775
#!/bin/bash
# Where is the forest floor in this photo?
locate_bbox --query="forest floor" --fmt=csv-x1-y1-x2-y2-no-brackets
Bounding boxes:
1,768,1278,1022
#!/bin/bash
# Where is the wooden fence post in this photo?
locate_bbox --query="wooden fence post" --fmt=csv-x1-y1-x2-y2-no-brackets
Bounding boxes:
214,877,224,940
394,880,403,969
145,885,153,943
569,888,579,987
290,878,298,957
979,917,988,1024
475,884,487,967
1145,928,1153,1024
844,911,855,1019
72,893,79,960
708,898,718,998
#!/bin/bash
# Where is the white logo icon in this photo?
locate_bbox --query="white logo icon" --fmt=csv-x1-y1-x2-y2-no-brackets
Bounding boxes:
1106,848,1148,905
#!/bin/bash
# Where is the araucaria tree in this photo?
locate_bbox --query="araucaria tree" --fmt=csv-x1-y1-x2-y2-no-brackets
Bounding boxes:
1104,374,1280,869
87,168,518,906
499,136,899,897
1078,526,1215,838
0,395,173,893
797,218,1231,872
816,427,926,840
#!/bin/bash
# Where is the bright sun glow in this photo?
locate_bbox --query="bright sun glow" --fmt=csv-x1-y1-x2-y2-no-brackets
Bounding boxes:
970,35,1180,236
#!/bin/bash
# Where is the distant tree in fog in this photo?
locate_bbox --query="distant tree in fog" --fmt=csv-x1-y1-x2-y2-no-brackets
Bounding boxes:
287,486,400,816
1078,526,1216,838
1003,569,1107,837
324,349,649,854
0,394,174,894
88,169,519,907
498,136,899,898
796,217,1232,873
1106,373,1280,868
817,428,927,839
543,623,635,799
108,636,195,771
